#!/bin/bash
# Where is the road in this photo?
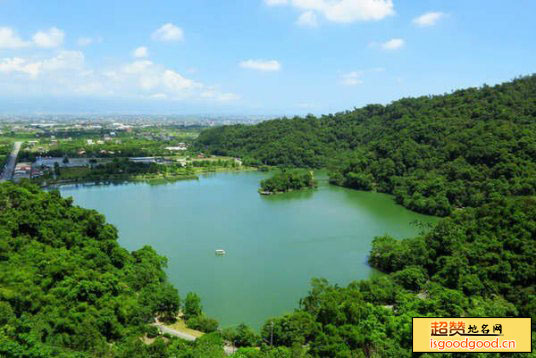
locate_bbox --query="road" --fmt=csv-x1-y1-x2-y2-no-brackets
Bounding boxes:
153,319,237,355
0,141,22,182
153,319,197,341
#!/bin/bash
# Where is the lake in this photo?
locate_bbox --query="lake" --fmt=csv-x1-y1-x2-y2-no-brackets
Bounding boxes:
60,171,438,329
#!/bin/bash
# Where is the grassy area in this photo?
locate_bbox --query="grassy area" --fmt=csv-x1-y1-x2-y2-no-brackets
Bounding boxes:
34,161,256,187
135,173,199,185
0,140,14,168
166,319,205,339
12,124,205,162
36,172,200,186
190,166,256,174
56,167,92,179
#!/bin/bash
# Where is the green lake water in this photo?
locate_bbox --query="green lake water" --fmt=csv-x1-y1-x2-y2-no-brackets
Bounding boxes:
59,171,438,329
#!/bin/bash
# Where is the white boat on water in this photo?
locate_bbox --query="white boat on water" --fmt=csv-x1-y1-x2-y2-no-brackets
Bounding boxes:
215,249,226,255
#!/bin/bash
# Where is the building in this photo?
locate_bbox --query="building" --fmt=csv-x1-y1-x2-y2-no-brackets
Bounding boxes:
129,157,157,164
31,168,44,178
13,162,32,181
165,143,188,151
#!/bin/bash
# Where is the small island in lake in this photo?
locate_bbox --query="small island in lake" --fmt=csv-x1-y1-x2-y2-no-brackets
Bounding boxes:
259,170,317,195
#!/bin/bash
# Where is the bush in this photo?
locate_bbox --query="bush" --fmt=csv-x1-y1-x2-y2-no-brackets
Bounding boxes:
146,325,160,338
260,312,318,347
222,324,259,347
259,170,316,194
183,292,202,320
392,266,428,291
186,315,219,333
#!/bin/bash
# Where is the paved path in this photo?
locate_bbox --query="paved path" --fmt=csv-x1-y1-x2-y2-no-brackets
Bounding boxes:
153,319,237,355
153,320,197,341
0,141,22,182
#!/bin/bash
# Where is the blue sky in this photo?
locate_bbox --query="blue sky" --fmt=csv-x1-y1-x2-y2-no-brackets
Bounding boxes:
0,0,534,115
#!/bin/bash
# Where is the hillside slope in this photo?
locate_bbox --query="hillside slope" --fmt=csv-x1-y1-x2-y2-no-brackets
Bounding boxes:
258,197,535,357
196,75,536,215
0,182,183,357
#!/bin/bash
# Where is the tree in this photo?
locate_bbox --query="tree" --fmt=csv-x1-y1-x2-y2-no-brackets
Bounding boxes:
0,182,195,356
183,292,202,320
155,283,181,322
53,161,60,176
0,302,14,326
261,312,318,347
222,324,259,347
195,75,536,216
186,315,219,333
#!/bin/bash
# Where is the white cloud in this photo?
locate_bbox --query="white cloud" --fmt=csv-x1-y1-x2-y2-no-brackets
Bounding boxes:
412,11,445,27
340,71,363,86
201,88,241,102
0,27,29,48
0,57,41,77
381,38,404,51
339,67,384,86
240,59,281,72
216,92,241,102
266,0,394,24
0,50,84,78
77,36,102,47
152,23,184,42
108,60,238,101
77,37,93,46
41,50,84,72
133,46,149,58
122,60,153,75
150,93,168,99
296,11,318,27
162,69,200,91
264,0,288,5
0,43,238,102
32,27,64,48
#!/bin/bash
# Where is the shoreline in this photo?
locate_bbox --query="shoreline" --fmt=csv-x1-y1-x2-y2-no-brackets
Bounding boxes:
40,167,258,189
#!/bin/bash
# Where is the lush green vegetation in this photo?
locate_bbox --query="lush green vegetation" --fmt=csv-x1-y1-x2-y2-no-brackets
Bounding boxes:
0,139,12,168
253,197,535,357
0,181,182,356
2,181,533,357
183,292,219,333
20,138,174,162
0,181,327,357
17,125,201,162
259,170,316,194
38,159,196,185
196,75,536,216
34,158,243,186
3,76,536,357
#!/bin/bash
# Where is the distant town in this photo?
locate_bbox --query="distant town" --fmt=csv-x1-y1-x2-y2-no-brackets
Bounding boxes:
0,116,250,185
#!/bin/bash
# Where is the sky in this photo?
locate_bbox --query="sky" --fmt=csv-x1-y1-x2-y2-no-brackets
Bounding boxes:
0,0,534,115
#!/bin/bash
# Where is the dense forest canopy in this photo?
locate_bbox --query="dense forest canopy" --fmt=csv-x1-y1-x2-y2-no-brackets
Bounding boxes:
195,75,536,216
259,170,316,194
1,184,535,357
2,76,536,357
0,182,220,357
256,197,535,357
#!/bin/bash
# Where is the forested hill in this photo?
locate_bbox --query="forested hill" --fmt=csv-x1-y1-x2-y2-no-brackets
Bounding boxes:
195,75,536,216
0,182,185,357
259,197,536,357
